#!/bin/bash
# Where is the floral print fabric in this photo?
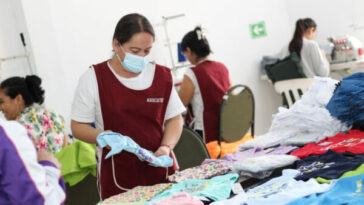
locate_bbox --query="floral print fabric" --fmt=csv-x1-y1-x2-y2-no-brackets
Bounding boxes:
168,161,231,183
17,104,65,154
101,183,172,204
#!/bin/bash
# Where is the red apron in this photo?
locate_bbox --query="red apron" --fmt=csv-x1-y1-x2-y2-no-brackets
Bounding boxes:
190,60,230,143
94,61,174,200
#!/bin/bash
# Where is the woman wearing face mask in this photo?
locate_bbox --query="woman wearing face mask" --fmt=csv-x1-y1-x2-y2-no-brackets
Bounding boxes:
71,13,185,200
0,75,67,154
178,27,231,143
281,18,330,77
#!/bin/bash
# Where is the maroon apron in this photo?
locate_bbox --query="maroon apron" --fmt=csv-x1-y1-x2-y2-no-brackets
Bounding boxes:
94,61,174,200
189,60,230,143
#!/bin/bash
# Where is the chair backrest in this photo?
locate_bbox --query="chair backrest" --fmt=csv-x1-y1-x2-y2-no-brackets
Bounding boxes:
173,126,210,170
274,78,315,108
218,85,255,144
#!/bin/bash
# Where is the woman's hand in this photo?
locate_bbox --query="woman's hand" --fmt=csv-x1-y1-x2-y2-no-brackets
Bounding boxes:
154,145,171,157
37,149,61,169
102,130,113,150
321,49,327,59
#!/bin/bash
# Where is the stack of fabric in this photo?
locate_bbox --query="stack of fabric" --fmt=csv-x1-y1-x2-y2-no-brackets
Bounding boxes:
240,77,349,149
291,130,364,158
326,72,364,127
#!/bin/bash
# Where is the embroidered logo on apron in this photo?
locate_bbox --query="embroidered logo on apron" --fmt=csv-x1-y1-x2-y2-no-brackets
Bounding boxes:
147,98,164,103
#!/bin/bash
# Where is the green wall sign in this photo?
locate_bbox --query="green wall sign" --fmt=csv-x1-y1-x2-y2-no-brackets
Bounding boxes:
250,21,267,39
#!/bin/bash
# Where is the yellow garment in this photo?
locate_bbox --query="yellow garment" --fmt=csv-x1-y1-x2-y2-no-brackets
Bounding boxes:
206,133,253,159
55,140,96,186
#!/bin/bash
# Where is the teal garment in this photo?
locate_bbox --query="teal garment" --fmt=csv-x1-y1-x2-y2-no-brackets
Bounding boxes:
288,173,364,205
55,140,96,186
150,173,238,202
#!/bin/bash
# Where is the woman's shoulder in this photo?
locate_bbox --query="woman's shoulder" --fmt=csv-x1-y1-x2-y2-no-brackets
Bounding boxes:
211,60,227,67
20,105,64,122
204,60,229,71
303,38,320,47
154,63,172,78
80,66,97,81
155,63,171,71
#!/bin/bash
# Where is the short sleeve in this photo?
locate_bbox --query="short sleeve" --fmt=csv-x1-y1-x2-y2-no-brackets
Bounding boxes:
71,68,98,123
184,68,198,87
164,86,186,121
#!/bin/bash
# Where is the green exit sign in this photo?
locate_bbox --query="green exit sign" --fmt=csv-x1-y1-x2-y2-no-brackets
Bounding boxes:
249,21,267,39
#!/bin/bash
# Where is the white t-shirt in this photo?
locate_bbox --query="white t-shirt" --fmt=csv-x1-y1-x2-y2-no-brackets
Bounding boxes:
184,67,204,130
245,169,333,205
183,59,211,131
71,61,185,130
280,38,330,77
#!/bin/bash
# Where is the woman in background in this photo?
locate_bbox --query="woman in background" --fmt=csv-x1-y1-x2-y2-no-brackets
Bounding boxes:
0,75,67,154
281,18,330,77
178,26,231,143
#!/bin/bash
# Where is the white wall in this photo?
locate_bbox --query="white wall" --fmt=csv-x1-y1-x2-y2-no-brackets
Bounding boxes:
20,0,69,129
0,0,34,80
4,0,296,134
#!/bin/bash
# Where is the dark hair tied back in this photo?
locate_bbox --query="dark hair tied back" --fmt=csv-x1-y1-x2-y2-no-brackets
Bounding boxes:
181,26,211,58
288,18,317,56
25,75,44,105
0,75,45,106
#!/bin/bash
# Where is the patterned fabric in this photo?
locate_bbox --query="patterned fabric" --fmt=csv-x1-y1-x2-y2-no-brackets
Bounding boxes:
17,104,65,154
101,183,172,204
153,173,239,202
149,192,203,205
168,161,231,183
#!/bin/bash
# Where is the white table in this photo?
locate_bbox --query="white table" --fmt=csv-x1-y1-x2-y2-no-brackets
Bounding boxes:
329,59,364,79
330,59,364,71
261,59,364,81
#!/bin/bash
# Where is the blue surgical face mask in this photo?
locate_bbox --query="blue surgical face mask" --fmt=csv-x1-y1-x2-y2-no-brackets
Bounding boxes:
116,46,149,73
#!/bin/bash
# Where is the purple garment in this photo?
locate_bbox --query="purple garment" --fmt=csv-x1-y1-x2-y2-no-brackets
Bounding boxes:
202,146,298,164
0,122,66,205
224,147,266,161
269,146,298,155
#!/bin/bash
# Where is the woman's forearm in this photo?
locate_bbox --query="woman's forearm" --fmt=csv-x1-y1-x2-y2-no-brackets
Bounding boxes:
161,115,183,149
71,120,104,144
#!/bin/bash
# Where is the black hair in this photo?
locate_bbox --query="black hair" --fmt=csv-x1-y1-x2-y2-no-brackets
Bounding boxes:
113,13,155,45
181,26,211,58
0,75,45,106
288,18,317,56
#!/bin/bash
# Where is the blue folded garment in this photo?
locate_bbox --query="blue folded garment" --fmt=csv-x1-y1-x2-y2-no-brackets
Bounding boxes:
326,72,364,126
96,132,172,167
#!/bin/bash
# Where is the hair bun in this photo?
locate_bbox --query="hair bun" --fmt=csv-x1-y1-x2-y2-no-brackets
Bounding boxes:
25,75,44,104
194,26,204,40
194,26,202,32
